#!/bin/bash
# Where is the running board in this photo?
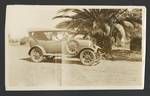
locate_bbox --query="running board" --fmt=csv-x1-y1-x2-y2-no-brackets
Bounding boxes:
44,53,74,57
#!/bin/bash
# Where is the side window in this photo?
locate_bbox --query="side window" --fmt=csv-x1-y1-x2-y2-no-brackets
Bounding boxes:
32,32,48,40
52,32,59,41
57,32,66,40
44,32,52,40
51,32,66,41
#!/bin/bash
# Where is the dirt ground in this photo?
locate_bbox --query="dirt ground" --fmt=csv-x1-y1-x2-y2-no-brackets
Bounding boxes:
5,45,144,90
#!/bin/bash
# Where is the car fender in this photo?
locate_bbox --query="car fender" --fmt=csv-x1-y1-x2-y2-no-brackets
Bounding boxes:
92,44,102,52
28,45,46,55
78,47,95,56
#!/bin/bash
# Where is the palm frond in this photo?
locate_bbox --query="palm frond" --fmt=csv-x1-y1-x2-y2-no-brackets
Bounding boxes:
53,8,142,46
56,20,72,29
53,15,73,19
58,8,84,14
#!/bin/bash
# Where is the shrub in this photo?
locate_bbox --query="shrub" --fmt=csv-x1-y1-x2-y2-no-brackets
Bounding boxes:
130,37,141,51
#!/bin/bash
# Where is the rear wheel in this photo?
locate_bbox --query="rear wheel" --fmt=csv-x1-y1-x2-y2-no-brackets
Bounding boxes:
80,49,96,66
30,47,43,62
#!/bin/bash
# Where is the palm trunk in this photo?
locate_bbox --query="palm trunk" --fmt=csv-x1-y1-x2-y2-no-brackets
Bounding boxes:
114,23,127,47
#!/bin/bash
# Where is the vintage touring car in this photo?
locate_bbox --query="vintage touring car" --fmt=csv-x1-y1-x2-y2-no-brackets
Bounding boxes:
28,30,101,66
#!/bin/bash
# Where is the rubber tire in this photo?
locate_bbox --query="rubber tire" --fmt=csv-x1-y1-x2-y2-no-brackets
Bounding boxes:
30,47,43,63
66,40,79,56
79,49,96,66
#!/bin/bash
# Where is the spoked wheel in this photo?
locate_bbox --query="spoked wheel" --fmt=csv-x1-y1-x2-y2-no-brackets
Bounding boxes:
80,49,96,66
30,47,43,62
66,40,79,56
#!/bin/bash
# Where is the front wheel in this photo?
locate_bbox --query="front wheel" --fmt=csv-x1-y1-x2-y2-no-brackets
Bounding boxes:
30,47,43,62
79,49,96,66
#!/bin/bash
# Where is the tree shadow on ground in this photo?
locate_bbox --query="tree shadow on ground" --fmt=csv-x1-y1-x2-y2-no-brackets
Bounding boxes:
108,49,142,62
63,59,82,65
20,49,141,65
20,57,62,64
20,57,83,65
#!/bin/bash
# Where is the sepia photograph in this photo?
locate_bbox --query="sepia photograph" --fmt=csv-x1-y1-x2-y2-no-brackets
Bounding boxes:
5,5,146,90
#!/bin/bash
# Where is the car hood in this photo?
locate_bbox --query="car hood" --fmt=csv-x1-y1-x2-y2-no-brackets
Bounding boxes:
76,40,93,47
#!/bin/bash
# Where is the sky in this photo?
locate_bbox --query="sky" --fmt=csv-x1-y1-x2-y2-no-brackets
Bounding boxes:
5,5,65,39
5,5,145,39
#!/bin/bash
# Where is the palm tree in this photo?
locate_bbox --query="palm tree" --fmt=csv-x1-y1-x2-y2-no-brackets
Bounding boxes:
53,8,142,49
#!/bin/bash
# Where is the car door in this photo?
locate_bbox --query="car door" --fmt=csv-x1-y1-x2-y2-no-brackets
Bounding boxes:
38,32,62,54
